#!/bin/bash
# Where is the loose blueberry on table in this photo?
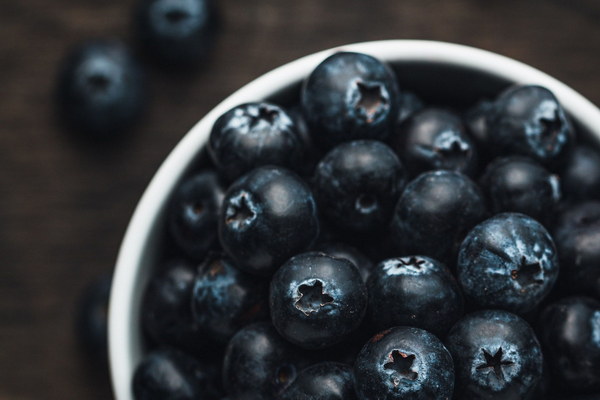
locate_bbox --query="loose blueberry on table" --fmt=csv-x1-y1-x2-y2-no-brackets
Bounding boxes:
130,50,600,399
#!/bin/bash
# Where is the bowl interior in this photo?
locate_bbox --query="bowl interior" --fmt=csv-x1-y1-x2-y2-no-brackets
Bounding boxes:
109,40,600,400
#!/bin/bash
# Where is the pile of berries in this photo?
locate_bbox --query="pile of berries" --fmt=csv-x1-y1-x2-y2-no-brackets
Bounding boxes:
132,51,600,399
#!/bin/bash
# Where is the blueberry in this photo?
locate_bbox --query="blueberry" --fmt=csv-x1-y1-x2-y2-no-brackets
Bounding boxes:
366,256,463,337
539,297,600,393
134,0,219,68
301,52,400,148
191,253,269,342
393,108,478,177
133,348,221,399
222,322,310,397
445,310,543,399
354,327,454,400
76,274,112,362
141,259,219,358
270,252,367,349
457,213,559,314
314,242,374,282
56,40,145,139
168,171,224,260
553,201,600,299
464,99,495,149
489,85,573,166
219,166,319,275
396,90,424,125
480,156,560,225
279,362,357,400
561,145,600,201
208,102,308,182
313,140,406,236
390,170,487,265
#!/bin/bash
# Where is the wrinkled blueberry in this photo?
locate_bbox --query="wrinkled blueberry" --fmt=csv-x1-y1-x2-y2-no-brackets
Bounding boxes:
134,0,219,68
561,145,600,201
445,310,542,399
394,108,478,177
76,274,112,362
168,171,224,260
539,296,600,393
279,362,356,400
366,256,463,337
457,213,559,314
390,170,487,265
354,327,454,400
270,252,367,349
56,40,145,139
313,140,406,236
314,242,374,282
191,253,269,342
219,166,319,275
209,102,308,182
301,52,400,148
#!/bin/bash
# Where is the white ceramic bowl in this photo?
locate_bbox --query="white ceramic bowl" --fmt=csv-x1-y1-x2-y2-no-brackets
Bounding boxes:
109,39,600,400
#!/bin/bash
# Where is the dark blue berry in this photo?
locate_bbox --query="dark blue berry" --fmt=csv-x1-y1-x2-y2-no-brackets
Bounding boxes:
561,145,600,201
354,327,454,400
366,256,463,337
168,171,224,260
270,252,367,349
222,322,310,397
301,52,400,148
464,99,494,150
480,156,560,225
134,0,219,69
76,274,112,362
313,140,406,236
57,40,145,139
209,102,308,182
390,170,487,265
457,213,559,314
445,310,543,399
489,85,573,166
394,108,478,177
539,297,600,393
553,202,600,299
133,348,221,399
279,362,357,400
191,253,269,342
219,166,319,275
396,90,424,125
314,242,374,282
141,260,218,358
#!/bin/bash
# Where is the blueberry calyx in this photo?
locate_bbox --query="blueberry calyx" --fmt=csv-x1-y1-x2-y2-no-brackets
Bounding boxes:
225,191,256,229
294,280,334,316
511,256,544,287
476,347,514,381
354,80,389,123
384,350,418,382
539,109,564,153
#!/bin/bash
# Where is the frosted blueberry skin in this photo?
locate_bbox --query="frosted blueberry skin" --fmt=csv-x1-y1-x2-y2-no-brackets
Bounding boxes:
315,242,374,282
561,146,600,201
279,362,357,400
539,297,600,393
218,166,319,276
222,322,311,398
313,140,407,236
445,310,542,400
488,85,574,166
354,327,454,400
479,156,560,225
269,252,367,349
301,52,400,148
553,202,600,299
191,254,269,343
167,171,224,260
457,213,559,314
134,0,219,69
366,256,464,337
56,40,145,139
393,108,478,177
132,348,222,400
209,102,308,182
390,170,487,266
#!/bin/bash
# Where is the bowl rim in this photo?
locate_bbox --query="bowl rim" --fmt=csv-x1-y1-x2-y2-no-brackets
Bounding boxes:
108,39,600,400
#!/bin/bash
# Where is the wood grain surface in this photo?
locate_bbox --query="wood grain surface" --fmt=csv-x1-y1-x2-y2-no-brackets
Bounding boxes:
1,0,600,398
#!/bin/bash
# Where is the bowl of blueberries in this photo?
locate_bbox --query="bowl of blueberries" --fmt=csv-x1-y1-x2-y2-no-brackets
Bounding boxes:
109,40,600,400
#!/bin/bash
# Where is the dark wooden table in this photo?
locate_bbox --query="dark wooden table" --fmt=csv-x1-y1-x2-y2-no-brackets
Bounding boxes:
1,0,600,398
